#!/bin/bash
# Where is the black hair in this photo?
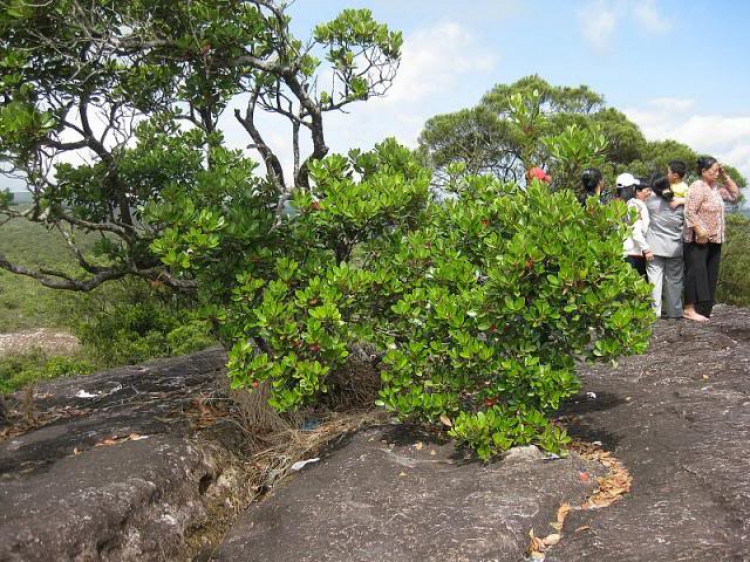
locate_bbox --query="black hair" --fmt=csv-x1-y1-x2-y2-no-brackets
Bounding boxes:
618,185,636,201
634,177,650,191
581,168,603,194
667,160,686,178
650,174,672,200
697,156,717,175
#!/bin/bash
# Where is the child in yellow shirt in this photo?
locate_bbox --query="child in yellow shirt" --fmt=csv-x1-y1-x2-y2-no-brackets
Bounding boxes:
667,160,689,204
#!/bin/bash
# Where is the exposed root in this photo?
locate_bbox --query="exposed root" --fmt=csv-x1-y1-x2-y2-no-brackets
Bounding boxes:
247,409,388,491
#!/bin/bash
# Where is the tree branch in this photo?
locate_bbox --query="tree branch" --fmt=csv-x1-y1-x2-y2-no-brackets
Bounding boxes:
234,89,286,190
0,252,128,291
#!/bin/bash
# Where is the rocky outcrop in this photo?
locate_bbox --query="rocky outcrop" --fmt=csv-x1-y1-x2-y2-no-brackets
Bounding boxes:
3,305,750,562
549,305,750,561
0,348,251,562
212,426,601,562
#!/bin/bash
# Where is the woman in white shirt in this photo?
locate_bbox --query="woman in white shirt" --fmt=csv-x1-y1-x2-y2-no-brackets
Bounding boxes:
616,173,653,277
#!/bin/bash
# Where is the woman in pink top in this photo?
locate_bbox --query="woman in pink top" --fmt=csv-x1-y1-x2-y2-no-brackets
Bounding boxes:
682,156,740,322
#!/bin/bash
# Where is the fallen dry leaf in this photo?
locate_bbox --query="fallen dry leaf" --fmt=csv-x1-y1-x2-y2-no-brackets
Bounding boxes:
542,534,561,547
439,414,452,427
415,442,424,450
73,447,81,456
569,439,633,510
557,502,572,528
94,433,149,447
579,471,590,482
527,529,545,553
575,525,592,533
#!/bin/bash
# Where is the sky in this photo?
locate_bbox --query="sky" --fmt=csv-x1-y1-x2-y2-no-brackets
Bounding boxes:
3,0,750,190
271,0,750,181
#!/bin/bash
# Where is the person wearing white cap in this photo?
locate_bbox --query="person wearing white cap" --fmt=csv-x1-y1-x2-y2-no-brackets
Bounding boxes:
616,173,653,276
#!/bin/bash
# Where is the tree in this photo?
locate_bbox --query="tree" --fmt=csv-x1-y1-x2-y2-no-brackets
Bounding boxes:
418,75,748,191
419,75,614,185
1,7,656,458
0,0,402,290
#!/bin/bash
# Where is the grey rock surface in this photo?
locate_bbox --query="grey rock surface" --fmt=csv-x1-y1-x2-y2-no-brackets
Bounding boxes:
212,425,601,562
0,347,250,562
4,305,750,562
548,305,750,562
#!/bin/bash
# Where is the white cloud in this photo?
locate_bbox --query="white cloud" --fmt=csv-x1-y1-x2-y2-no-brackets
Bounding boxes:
578,1,618,53
322,21,497,157
647,97,694,112
625,101,750,180
378,22,495,105
633,0,671,34
578,0,672,53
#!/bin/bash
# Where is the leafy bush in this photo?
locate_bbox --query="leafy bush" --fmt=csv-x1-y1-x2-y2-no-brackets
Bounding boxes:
718,213,750,307
75,279,214,367
149,139,653,459
0,349,94,394
373,175,653,458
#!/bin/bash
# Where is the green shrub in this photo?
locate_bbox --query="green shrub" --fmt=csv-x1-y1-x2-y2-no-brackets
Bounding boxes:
718,213,750,307
374,176,653,458
0,349,94,394
149,140,653,459
75,279,214,367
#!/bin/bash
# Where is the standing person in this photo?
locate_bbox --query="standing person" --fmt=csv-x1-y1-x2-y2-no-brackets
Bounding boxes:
667,160,689,206
646,175,685,318
617,173,653,277
580,168,604,205
683,156,740,322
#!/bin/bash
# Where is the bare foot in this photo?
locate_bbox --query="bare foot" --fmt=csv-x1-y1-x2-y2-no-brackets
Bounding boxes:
683,311,710,323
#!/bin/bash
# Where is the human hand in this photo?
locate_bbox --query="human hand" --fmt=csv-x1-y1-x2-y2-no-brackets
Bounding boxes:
696,234,709,245
643,250,655,261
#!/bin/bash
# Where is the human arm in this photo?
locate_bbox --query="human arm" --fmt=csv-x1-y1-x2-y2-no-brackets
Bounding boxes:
718,166,740,202
669,197,686,209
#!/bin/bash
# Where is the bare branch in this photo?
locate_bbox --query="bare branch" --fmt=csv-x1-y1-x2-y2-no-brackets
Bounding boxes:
54,222,105,274
0,252,128,291
234,89,286,190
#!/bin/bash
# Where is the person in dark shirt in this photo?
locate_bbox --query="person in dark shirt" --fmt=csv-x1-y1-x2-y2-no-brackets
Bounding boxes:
580,168,604,205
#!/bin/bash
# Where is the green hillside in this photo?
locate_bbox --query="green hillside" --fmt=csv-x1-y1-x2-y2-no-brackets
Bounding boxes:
0,214,100,332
